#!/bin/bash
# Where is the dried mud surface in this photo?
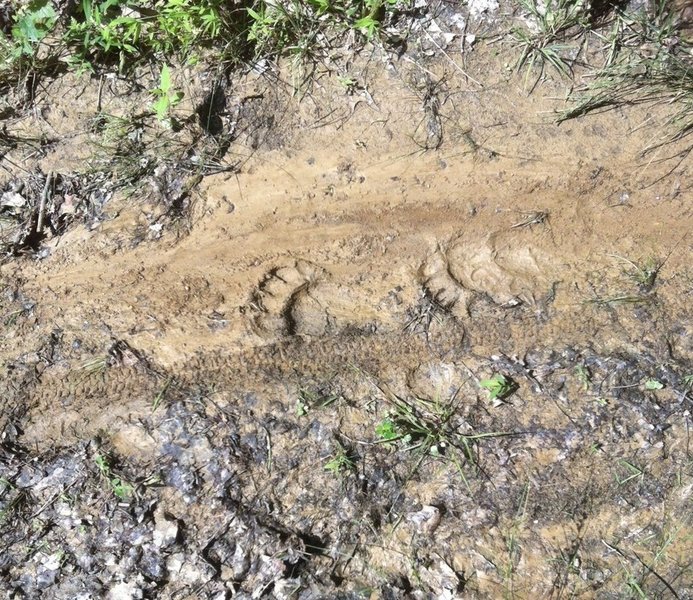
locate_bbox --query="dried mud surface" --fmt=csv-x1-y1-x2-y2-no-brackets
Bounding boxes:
1,48,692,598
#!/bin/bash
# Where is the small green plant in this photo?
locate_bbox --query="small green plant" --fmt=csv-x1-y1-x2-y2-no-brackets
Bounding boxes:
151,65,184,121
324,442,356,476
682,374,693,398
11,0,58,57
151,0,223,57
94,453,134,501
575,364,592,391
295,396,309,417
354,0,396,38
375,418,401,443
295,385,341,416
644,378,664,391
479,374,516,402
337,75,358,92
589,441,603,453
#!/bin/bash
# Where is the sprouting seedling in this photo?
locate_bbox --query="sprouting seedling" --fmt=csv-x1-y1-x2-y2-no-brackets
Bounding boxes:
479,374,516,402
337,75,358,93
152,377,172,412
94,453,133,501
324,442,356,476
295,397,309,417
296,386,341,413
375,418,403,444
681,374,692,389
616,459,644,486
575,365,591,391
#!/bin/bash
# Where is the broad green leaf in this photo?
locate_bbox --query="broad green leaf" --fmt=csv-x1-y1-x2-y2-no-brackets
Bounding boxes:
153,96,169,120
159,64,171,92
644,379,664,390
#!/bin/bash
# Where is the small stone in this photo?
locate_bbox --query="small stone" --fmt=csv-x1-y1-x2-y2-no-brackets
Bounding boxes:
36,567,59,589
407,505,442,536
1,191,26,208
107,581,143,600
153,508,179,548
273,578,302,599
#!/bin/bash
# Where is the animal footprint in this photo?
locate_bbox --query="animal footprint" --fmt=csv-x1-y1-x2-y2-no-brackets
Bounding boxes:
446,234,545,306
420,247,472,318
421,235,547,315
250,260,327,336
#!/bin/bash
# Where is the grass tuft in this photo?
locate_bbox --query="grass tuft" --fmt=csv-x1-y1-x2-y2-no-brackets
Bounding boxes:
512,0,590,91
559,0,693,151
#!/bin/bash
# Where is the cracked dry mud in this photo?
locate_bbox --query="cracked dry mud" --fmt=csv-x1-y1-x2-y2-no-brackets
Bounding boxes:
1,62,692,598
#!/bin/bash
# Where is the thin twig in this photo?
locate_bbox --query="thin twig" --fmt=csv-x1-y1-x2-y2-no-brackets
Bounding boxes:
36,171,54,235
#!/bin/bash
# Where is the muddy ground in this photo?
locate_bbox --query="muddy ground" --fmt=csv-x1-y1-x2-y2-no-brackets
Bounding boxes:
1,4,692,599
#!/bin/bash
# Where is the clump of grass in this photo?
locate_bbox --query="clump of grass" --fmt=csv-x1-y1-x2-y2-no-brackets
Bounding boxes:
78,355,109,376
247,0,403,55
502,481,530,596
512,0,590,91
62,0,232,73
586,528,686,597
608,254,662,291
586,251,666,307
371,381,514,489
374,390,460,458
559,0,693,152
585,293,653,307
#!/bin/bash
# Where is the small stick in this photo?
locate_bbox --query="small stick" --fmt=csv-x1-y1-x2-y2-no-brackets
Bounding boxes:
97,74,104,113
36,170,54,234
